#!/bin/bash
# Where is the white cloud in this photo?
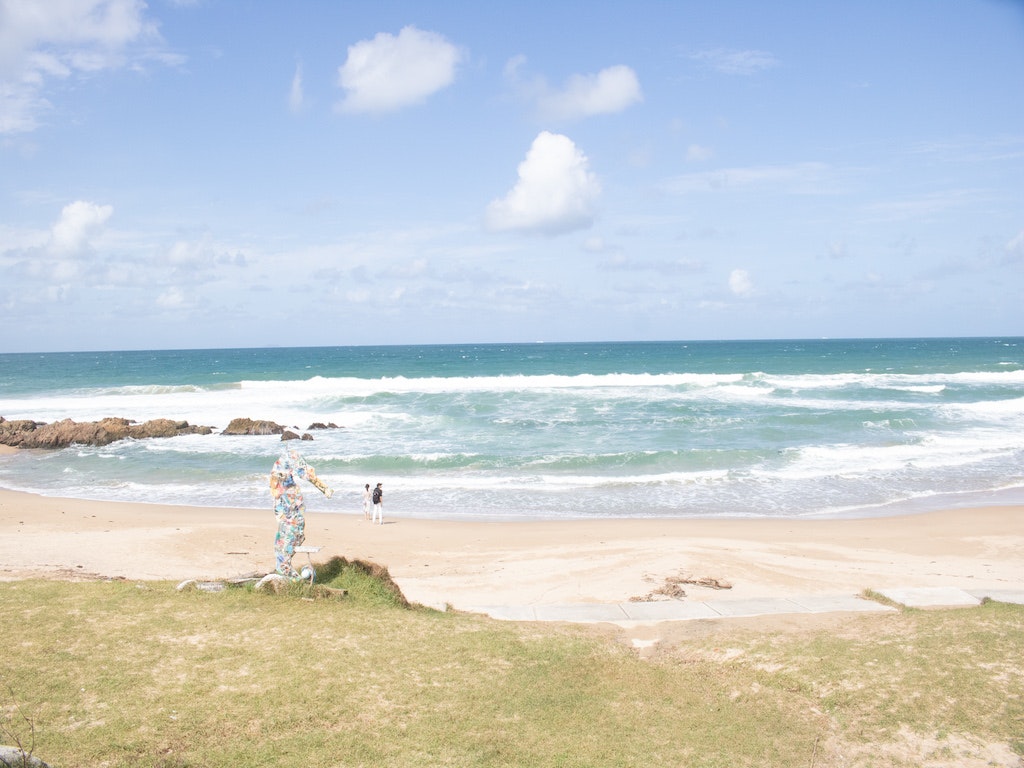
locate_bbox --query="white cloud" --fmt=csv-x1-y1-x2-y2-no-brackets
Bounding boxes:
729,268,754,297
44,283,70,303
335,25,462,114
0,0,165,134
345,288,372,304
49,200,113,253
166,239,204,265
662,162,835,195
0,221,47,254
1006,230,1024,263
288,63,304,112
165,236,249,271
826,241,850,260
0,84,42,134
505,59,642,121
51,258,82,281
685,144,714,163
503,54,527,80
156,286,187,308
538,65,642,120
486,131,601,236
690,48,779,75
862,189,984,223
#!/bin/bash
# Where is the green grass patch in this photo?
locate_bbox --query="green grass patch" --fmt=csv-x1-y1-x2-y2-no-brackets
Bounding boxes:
861,588,907,611
312,556,411,607
1,575,1021,768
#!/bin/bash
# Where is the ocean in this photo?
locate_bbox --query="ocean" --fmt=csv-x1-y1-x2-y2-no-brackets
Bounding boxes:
1,338,1022,521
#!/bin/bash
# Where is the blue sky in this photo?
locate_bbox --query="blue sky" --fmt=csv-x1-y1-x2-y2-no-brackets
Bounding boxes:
1,0,1022,353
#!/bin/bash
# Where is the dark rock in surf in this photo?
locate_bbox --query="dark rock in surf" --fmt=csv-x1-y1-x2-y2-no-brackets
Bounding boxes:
0,416,213,449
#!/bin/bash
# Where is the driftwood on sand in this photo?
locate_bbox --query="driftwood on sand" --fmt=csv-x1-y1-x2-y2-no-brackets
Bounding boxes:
630,574,733,602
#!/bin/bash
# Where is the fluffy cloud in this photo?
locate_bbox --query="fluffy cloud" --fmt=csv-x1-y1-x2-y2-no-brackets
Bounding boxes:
538,65,642,120
486,131,601,236
0,0,164,133
49,200,113,253
506,59,642,121
729,269,754,297
336,26,462,113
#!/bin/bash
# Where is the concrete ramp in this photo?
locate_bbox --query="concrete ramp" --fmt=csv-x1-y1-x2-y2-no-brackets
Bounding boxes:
877,587,981,608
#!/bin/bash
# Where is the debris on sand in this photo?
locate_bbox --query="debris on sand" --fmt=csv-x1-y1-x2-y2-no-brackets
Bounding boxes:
630,573,733,602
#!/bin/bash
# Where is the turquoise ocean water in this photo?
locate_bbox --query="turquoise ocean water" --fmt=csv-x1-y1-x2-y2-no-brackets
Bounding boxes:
1,338,1022,521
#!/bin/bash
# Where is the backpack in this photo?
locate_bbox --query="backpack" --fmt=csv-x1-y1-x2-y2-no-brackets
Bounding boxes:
372,488,381,504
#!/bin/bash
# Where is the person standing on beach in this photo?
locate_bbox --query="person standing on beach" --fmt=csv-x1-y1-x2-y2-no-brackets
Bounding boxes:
372,482,383,525
362,483,372,521
269,448,333,578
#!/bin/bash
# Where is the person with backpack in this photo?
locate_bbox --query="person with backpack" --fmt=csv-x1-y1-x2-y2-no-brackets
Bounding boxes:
371,482,383,525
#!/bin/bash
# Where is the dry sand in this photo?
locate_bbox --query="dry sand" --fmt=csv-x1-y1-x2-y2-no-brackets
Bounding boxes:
1,487,1021,611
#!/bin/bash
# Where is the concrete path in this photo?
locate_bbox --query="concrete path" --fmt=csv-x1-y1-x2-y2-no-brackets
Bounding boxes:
463,587,1024,625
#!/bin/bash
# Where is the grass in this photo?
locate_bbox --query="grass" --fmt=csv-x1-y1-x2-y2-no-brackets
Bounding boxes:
1,563,1021,768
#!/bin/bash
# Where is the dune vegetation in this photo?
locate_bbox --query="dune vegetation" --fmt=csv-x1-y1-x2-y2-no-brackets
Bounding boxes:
1,561,1021,767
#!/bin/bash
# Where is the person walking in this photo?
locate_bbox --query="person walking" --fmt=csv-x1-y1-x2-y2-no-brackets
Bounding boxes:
269,447,333,578
362,483,372,521
371,482,383,525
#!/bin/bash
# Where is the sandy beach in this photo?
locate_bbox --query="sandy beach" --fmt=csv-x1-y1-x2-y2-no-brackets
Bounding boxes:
1,482,1021,611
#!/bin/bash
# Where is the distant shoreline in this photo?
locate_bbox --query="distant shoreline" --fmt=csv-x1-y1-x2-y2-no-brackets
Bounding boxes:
1,334,1022,356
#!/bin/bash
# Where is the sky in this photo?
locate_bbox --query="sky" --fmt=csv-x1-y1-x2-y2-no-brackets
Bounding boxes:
1,0,1022,353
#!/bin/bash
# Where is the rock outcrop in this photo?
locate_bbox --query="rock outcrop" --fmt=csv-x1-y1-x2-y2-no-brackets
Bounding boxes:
221,417,286,436
1,415,341,449
0,416,213,449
